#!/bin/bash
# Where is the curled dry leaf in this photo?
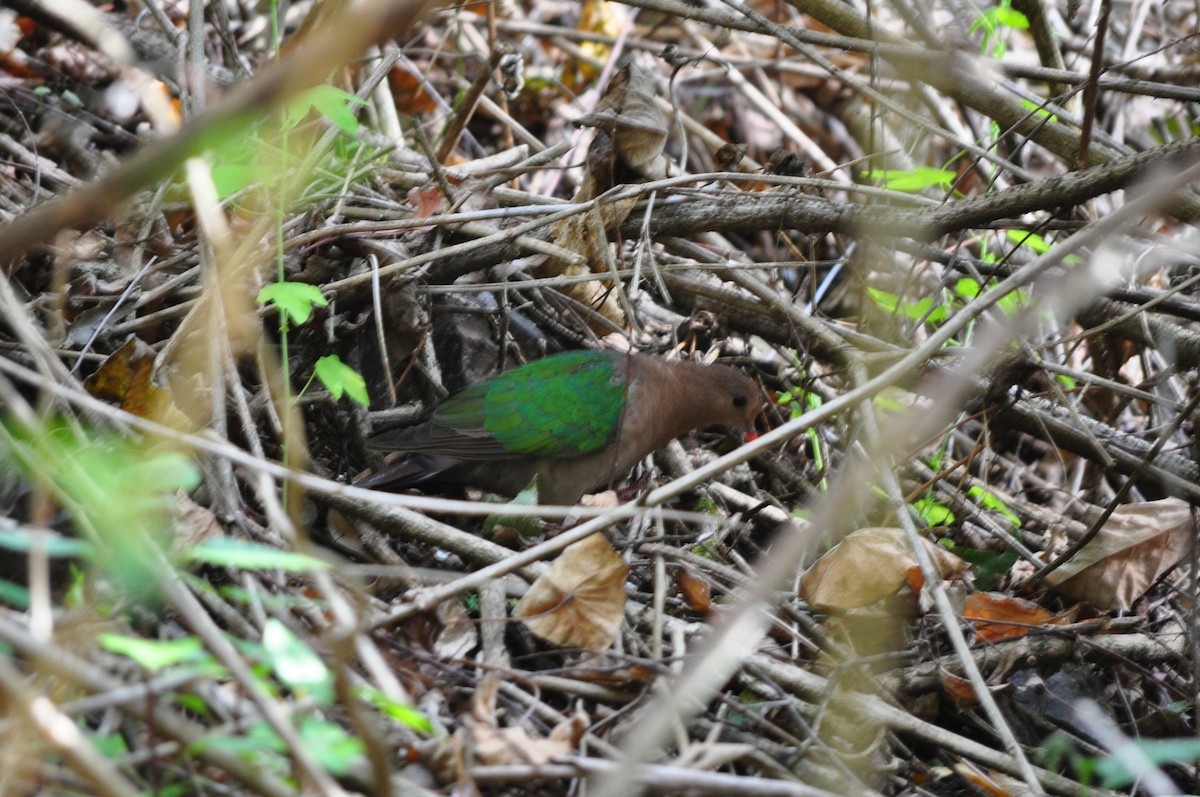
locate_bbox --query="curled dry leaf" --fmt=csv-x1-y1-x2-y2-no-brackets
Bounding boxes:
799,527,968,614
514,533,629,650
575,63,669,190
1043,498,1192,611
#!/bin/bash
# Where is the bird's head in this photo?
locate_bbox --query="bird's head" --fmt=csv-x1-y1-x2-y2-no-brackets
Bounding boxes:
704,365,764,441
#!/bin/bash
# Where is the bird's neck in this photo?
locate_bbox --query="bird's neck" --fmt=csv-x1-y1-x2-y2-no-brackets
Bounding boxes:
627,357,722,448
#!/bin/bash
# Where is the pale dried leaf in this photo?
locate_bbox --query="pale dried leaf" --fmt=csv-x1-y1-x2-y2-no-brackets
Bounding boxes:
577,63,668,182
471,724,571,766
434,599,478,660
1044,498,1192,611
470,672,502,724
171,496,222,553
798,527,968,613
514,533,629,650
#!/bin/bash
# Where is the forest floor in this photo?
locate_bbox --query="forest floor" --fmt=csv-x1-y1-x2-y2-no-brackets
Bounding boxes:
1,0,1199,795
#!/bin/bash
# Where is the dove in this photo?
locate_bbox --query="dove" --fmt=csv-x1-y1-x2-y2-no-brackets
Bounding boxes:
358,350,762,504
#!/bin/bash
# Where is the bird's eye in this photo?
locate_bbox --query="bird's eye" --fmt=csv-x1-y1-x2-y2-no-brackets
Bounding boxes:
732,395,747,408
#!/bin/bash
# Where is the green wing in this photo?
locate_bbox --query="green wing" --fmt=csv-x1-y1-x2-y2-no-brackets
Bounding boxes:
435,351,626,457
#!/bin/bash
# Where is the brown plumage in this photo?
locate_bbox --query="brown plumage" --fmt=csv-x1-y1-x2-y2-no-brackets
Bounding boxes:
358,350,763,504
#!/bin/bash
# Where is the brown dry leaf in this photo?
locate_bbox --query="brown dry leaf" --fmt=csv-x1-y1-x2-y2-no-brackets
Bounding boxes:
540,64,669,331
388,67,437,115
472,724,571,766
951,762,1022,797
677,566,713,614
940,672,981,711
575,63,668,193
465,672,574,766
84,337,188,427
407,183,448,219
1043,498,1192,611
798,527,968,614
514,533,629,650
964,591,1069,642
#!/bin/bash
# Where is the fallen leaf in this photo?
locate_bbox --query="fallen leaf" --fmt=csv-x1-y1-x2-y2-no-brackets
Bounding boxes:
952,761,1023,797
677,566,713,614
1043,498,1192,611
540,63,670,332
472,724,571,766
940,673,981,710
575,63,668,191
514,534,628,650
798,527,968,614
464,672,577,766
84,337,188,427
964,591,1070,642
388,66,437,115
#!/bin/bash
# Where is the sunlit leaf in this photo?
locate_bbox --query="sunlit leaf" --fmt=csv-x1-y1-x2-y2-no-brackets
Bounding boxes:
263,619,331,703
863,166,956,193
360,687,435,734
99,633,207,670
257,281,328,326
313,355,368,406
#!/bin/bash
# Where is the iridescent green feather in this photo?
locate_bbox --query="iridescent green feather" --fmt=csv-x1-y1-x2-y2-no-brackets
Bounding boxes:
433,351,625,457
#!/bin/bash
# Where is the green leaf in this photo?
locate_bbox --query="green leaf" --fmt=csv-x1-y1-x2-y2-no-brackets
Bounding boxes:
262,619,332,704
1007,230,1052,253
360,687,435,734
863,166,956,193
313,355,369,406
1018,98,1058,122
955,277,1027,316
298,716,365,775
129,451,202,494
912,495,955,527
969,6,1001,35
284,85,366,134
942,542,1019,591
185,539,330,571
994,7,1029,29
996,286,1028,316
967,485,1021,527
954,278,981,300
257,281,328,326
1,421,200,600
872,393,906,413
87,730,130,758
210,162,258,198
867,287,950,325
189,720,287,767
99,633,207,670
